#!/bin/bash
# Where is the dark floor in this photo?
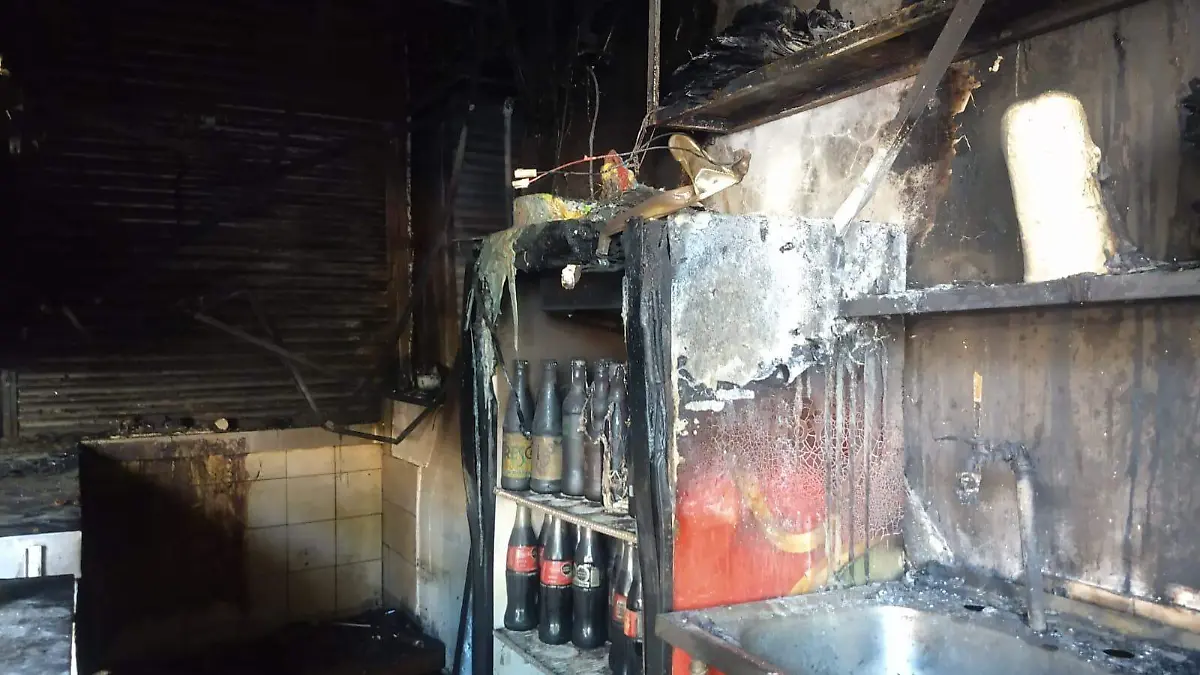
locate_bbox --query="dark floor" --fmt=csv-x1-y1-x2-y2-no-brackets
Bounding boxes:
110,609,445,675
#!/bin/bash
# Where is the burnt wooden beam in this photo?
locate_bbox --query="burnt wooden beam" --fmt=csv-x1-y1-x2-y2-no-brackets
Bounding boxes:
654,0,1153,134
512,220,619,272
626,219,675,675
459,261,496,675
840,268,1200,318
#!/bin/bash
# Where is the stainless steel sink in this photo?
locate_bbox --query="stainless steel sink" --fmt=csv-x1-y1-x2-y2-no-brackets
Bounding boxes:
739,605,1104,675
656,579,1200,675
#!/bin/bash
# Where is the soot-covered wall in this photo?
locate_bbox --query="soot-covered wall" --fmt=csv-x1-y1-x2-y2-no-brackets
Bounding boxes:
705,0,1200,616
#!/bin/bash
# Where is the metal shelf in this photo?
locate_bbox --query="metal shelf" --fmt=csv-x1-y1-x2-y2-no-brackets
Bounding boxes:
495,488,637,545
652,0,1147,134
495,629,610,675
839,268,1200,318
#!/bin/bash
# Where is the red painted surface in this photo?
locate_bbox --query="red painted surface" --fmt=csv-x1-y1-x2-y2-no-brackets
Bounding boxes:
670,366,902,675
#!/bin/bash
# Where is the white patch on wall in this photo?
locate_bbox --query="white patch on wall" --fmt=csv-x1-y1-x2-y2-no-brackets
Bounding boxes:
706,77,931,232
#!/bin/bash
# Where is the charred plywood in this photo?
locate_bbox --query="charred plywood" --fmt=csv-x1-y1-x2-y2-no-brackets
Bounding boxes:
665,213,907,674
905,301,1200,602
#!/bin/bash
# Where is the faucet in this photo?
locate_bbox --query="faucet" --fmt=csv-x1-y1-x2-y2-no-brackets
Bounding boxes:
941,435,1047,632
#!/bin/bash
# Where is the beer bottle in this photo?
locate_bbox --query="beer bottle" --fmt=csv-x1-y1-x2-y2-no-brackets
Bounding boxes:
500,360,534,491
503,505,538,631
531,360,563,494
584,359,610,502
606,362,628,505
538,516,574,644
609,542,634,674
561,359,588,497
624,554,644,675
571,527,608,648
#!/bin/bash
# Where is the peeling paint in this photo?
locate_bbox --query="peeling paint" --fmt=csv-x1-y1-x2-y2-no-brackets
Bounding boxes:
684,400,727,412
669,211,904,391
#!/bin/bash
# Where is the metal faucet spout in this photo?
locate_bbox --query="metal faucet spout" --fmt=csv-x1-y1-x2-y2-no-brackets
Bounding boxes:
939,436,1047,632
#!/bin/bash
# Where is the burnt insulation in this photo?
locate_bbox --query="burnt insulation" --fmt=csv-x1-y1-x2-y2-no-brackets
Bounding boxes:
664,0,854,107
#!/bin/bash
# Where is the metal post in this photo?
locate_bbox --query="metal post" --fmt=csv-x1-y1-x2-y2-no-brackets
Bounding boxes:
646,0,662,115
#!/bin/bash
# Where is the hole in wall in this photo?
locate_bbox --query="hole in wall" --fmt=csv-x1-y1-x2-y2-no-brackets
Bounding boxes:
1103,649,1135,659
962,603,985,612
1040,644,1059,652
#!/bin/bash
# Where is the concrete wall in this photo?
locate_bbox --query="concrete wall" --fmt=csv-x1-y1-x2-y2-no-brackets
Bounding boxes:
78,426,384,668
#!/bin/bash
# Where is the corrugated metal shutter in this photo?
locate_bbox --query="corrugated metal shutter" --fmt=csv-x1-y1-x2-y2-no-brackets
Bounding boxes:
2,1,398,441
453,102,509,308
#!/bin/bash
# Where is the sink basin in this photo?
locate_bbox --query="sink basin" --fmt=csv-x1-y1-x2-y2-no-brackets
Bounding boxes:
740,605,1104,675
656,578,1200,675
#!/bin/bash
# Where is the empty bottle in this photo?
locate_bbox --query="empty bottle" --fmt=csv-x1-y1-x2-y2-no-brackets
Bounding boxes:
501,360,534,491
538,516,574,644
504,505,538,631
606,362,628,505
609,542,634,674
624,555,644,675
531,360,563,494
571,527,608,648
584,359,610,502
561,359,588,497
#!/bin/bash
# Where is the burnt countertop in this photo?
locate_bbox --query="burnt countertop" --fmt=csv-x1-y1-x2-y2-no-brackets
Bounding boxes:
0,574,76,675
0,451,80,537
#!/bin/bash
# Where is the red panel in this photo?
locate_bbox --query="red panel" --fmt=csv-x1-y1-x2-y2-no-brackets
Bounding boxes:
671,362,903,675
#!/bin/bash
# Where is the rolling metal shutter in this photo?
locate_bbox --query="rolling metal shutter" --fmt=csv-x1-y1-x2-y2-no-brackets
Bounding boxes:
2,1,399,441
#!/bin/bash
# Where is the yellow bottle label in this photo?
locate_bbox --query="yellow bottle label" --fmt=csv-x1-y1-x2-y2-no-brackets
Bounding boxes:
532,435,563,481
502,432,532,480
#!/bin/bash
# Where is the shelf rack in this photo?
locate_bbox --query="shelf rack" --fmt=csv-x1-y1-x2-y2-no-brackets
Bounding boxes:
839,268,1200,318
495,629,610,675
495,488,637,545
652,0,1148,134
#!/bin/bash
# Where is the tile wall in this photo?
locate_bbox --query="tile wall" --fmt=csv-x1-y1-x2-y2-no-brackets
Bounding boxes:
244,442,384,623
382,452,420,611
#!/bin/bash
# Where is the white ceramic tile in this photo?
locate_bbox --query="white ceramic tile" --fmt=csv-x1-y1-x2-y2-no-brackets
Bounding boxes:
289,567,336,619
336,560,383,613
244,525,288,574
244,451,287,481
335,470,382,519
287,520,336,571
245,479,288,528
287,474,335,524
382,500,417,562
383,545,417,611
336,514,382,566
338,444,382,473
286,446,335,477
382,455,419,515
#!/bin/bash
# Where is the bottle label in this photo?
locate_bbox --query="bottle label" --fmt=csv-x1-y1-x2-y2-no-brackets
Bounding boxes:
506,545,537,574
612,593,627,622
540,559,574,587
501,432,532,480
572,563,603,589
532,436,563,481
624,608,642,640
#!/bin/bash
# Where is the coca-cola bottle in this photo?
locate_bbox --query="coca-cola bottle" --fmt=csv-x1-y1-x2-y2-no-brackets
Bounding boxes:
538,516,573,644
561,360,588,497
584,359,610,502
531,360,563,494
609,542,634,674
606,362,628,505
503,505,538,631
501,360,534,491
571,527,608,648
624,555,644,675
